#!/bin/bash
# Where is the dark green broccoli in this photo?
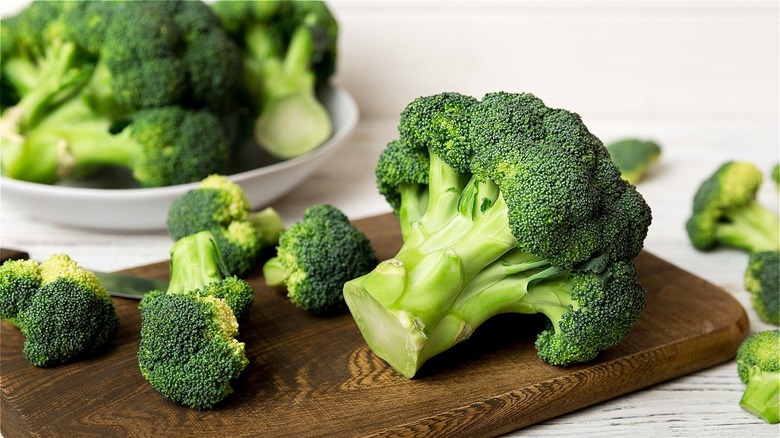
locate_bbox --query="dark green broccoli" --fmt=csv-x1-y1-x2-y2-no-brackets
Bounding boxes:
736,330,779,424
686,161,779,253
1,0,242,187
606,138,661,185
138,231,253,410
744,251,779,325
0,254,119,367
167,175,284,276
263,204,378,315
211,0,338,159
344,91,652,378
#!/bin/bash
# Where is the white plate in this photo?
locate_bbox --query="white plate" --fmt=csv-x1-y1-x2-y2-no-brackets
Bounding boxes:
0,86,359,231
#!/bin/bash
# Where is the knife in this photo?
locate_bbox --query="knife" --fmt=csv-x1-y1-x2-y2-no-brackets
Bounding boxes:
0,248,168,299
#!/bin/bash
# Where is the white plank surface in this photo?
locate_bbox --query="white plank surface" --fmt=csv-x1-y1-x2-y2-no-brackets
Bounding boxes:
1,0,779,436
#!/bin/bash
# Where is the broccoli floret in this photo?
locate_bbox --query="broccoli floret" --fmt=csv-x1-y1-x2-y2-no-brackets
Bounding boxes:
1,0,242,187
167,175,284,276
686,161,779,253
606,138,661,185
344,91,652,378
263,204,378,315
0,254,119,367
772,163,779,189
736,330,779,424
212,0,338,159
138,231,253,410
744,251,779,325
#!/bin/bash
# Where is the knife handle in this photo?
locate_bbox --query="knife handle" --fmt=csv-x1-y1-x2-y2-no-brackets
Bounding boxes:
0,248,30,264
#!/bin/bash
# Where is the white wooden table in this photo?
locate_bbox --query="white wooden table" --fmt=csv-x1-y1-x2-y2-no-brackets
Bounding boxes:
1,0,778,436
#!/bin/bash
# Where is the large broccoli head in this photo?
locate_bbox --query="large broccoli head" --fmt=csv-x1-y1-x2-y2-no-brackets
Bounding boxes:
345,91,652,378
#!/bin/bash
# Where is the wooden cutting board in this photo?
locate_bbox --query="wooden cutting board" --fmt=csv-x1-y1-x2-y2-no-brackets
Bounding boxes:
0,214,749,438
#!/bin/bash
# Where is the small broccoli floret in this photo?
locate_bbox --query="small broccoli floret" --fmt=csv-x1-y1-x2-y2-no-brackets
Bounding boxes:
736,330,779,424
686,162,780,253
0,254,119,367
606,138,661,185
263,204,378,315
344,91,652,378
138,231,252,410
167,175,284,276
212,0,338,159
744,251,779,325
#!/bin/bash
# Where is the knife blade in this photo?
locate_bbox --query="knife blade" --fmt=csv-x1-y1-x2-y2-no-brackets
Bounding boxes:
0,248,167,299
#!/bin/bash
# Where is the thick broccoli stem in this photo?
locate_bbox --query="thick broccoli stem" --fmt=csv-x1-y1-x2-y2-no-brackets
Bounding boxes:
397,183,428,239
167,232,226,294
250,22,331,159
344,160,527,377
740,366,780,424
718,201,780,252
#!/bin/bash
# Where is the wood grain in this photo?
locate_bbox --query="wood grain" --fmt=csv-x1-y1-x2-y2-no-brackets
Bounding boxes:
0,214,750,438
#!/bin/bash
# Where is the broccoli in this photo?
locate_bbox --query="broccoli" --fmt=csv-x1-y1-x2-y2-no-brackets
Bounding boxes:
0,0,242,187
0,254,119,367
263,204,378,315
744,251,779,325
686,162,780,253
138,231,253,410
343,91,652,378
212,0,338,159
167,175,284,276
736,330,779,424
606,138,661,185
772,163,779,190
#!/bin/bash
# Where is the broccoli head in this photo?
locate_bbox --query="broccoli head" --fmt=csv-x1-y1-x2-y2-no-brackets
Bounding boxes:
686,161,779,253
744,251,779,325
0,254,119,367
138,231,253,410
211,0,338,159
167,175,284,276
344,91,652,378
606,138,662,185
263,204,378,315
736,330,779,424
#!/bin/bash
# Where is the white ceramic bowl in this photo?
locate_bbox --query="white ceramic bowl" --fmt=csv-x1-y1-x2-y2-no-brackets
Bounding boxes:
1,86,359,231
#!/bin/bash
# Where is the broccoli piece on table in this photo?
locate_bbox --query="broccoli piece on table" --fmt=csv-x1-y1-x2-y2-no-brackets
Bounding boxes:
606,138,661,185
736,330,779,424
686,161,779,253
744,251,779,325
344,91,652,377
772,163,779,190
263,204,377,315
212,0,338,159
0,254,119,367
167,175,284,276
138,231,253,410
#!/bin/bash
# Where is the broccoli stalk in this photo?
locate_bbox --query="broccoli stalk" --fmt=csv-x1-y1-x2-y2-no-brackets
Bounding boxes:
344,92,651,378
211,0,337,159
736,330,780,424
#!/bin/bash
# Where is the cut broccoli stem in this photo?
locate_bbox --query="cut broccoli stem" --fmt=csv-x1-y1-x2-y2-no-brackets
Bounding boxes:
252,23,331,159
246,207,285,247
262,256,288,288
740,366,780,424
167,232,227,294
717,201,780,252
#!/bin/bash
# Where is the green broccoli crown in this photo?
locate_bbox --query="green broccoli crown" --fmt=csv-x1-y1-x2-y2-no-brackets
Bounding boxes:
167,175,283,276
744,251,780,325
0,254,118,367
138,291,248,410
736,330,780,424
344,91,652,378
264,204,378,314
686,161,780,253
606,138,662,185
